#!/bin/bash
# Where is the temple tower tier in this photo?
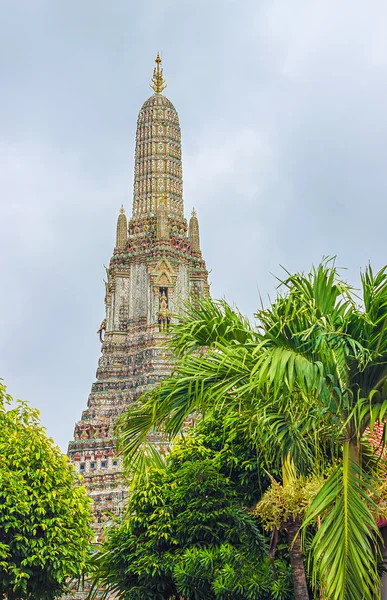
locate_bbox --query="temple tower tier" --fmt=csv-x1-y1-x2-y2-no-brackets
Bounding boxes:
67,54,210,556
132,91,183,220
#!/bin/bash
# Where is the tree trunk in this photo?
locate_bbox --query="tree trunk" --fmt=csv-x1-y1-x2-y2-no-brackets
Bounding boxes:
348,439,360,466
287,518,310,600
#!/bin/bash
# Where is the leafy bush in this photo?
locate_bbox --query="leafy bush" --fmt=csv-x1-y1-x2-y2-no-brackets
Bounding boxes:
0,383,92,600
90,418,293,599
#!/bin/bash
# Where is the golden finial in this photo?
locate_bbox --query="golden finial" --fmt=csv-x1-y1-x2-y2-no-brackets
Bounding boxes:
150,52,167,94
191,208,197,218
120,204,125,214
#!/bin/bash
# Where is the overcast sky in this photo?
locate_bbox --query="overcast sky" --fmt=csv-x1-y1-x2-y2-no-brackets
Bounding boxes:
1,0,387,450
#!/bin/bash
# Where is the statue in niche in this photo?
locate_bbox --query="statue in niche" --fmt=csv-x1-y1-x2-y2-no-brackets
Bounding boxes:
160,291,168,312
158,289,170,332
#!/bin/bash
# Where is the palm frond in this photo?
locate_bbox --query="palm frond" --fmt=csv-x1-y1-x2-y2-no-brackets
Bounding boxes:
302,442,381,600
117,343,256,475
361,266,387,354
116,400,169,475
250,344,325,398
169,297,256,356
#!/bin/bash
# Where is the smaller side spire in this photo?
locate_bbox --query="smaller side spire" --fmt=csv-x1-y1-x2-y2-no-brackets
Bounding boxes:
116,205,128,248
188,208,201,253
150,52,167,94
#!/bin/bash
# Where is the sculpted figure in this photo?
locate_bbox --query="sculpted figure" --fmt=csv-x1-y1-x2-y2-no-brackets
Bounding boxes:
160,291,168,312
158,292,170,332
97,318,107,343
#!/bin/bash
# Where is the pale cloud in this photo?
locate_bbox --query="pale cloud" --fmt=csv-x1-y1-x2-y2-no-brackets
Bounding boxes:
184,125,274,205
2,0,387,449
262,0,387,78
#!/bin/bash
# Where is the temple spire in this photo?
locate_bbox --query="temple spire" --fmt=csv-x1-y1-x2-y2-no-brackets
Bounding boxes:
150,52,167,94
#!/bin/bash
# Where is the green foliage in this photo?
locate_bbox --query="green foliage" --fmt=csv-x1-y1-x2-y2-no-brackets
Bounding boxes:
0,382,92,599
253,262,387,598
168,411,273,506
90,423,293,600
169,297,258,356
174,545,292,600
255,475,324,531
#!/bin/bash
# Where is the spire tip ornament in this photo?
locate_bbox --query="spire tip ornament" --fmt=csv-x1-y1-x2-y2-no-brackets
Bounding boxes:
150,52,167,94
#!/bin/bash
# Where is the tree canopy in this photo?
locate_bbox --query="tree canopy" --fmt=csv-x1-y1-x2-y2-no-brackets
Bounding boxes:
90,416,293,600
0,382,92,600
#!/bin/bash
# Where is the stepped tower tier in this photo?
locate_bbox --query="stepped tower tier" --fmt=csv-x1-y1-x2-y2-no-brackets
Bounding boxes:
66,54,210,553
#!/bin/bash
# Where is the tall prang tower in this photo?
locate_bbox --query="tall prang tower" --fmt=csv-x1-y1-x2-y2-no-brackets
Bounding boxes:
67,54,209,527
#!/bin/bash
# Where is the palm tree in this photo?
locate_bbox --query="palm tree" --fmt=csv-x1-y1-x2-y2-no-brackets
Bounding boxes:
255,262,387,599
118,261,387,599
119,298,316,597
